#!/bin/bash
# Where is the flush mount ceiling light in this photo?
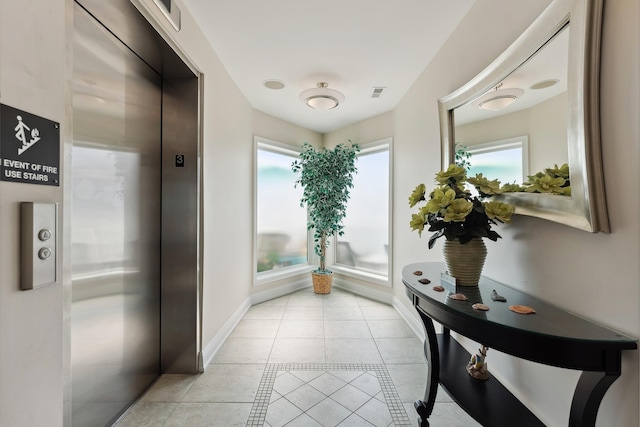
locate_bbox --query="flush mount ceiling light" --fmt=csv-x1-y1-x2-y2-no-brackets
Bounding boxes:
472,85,524,112
299,82,345,110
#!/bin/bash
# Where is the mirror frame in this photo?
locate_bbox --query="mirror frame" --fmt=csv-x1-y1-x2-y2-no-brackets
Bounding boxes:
438,0,609,233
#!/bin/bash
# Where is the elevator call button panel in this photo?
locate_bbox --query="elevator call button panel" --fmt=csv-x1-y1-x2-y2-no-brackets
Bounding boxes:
21,202,57,290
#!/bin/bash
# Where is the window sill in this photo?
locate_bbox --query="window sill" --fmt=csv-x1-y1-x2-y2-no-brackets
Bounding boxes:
329,264,390,287
255,264,314,286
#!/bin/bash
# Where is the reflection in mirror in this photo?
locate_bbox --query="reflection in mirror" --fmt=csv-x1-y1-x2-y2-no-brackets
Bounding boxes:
438,0,609,232
456,27,567,185
463,136,529,184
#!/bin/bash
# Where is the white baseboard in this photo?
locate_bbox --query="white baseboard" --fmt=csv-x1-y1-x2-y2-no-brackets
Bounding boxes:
392,297,425,341
250,276,311,305
201,277,311,369
201,298,251,369
332,276,395,305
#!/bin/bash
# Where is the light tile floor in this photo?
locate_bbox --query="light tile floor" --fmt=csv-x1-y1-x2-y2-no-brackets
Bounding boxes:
114,288,480,426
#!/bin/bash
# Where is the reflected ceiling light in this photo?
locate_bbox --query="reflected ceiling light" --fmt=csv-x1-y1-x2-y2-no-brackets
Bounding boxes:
299,82,345,110
530,79,559,90
473,86,524,112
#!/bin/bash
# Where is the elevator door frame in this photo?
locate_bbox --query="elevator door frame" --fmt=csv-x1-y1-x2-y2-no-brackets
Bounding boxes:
66,0,202,425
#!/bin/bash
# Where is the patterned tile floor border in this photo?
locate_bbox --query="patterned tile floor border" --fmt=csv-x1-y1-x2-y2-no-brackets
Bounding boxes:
247,363,413,426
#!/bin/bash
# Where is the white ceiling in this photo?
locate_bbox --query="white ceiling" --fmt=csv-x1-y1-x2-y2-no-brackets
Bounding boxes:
181,0,476,133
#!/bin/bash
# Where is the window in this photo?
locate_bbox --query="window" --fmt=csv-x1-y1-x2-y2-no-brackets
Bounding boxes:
334,139,391,283
466,136,529,184
255,138,308,281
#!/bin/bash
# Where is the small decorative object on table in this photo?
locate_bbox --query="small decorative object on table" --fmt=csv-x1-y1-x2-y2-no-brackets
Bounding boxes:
448,293,468,301
491,289,507,302
509,305,536,314
409,164,515,286
467,345,490,380
472,303,490,311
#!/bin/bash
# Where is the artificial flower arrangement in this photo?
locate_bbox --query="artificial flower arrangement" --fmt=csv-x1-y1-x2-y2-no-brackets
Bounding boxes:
409,164,515,249
454,142,570,196
522,163,571,195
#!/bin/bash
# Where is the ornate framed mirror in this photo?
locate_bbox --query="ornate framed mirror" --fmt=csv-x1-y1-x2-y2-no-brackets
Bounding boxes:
438,0,609,233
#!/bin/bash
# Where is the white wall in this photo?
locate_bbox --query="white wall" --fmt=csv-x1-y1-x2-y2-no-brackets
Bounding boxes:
0,0,67,425
253,110,322,149
323,111,394,149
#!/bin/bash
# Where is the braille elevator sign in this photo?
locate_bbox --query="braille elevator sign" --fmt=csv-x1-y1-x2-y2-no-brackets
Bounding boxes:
0,104,60,186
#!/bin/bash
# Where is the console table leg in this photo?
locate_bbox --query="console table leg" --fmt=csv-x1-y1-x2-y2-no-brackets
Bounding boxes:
414,400,430,426
569,370,619,427
414,306,440,424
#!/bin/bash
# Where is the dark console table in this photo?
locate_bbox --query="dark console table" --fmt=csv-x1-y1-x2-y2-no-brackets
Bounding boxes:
402,262,637,427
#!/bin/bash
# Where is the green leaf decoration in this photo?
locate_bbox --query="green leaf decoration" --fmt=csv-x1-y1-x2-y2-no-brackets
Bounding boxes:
292,142,360,271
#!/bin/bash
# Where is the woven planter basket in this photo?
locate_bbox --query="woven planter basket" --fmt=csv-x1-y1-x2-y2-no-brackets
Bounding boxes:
311,271,333,294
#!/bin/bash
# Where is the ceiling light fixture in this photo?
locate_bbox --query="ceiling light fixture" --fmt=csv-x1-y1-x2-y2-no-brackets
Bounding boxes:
473,84,524,112
299,82,345,110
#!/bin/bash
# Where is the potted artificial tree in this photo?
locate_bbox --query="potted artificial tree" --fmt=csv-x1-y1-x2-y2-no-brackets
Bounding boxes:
292,142,359,294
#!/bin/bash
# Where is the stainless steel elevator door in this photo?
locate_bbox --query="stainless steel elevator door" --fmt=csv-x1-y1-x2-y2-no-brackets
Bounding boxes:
71,4,162,426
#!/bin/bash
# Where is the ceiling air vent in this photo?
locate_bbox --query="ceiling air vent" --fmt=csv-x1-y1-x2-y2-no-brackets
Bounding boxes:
371,87,386,98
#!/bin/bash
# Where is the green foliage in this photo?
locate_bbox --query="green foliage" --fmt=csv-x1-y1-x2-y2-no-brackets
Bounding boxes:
257,250,281,272
454,142,472,171
501,182,525,192
409,164,515,249
292,142,360,272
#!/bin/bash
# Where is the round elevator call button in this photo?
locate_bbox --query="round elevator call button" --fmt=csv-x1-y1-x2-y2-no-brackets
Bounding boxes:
38,247,52,260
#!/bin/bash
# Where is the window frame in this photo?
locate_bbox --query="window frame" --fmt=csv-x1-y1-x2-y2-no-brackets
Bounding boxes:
330,138,393,287
466,136,529,183
253,137,312,286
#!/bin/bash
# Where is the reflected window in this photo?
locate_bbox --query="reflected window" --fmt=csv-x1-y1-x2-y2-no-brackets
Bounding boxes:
466,136,529,184
72,146,143,278
335,139,391,279
256,139,308,275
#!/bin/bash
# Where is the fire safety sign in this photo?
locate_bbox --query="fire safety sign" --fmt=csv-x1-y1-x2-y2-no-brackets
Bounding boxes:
0,103,60,186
